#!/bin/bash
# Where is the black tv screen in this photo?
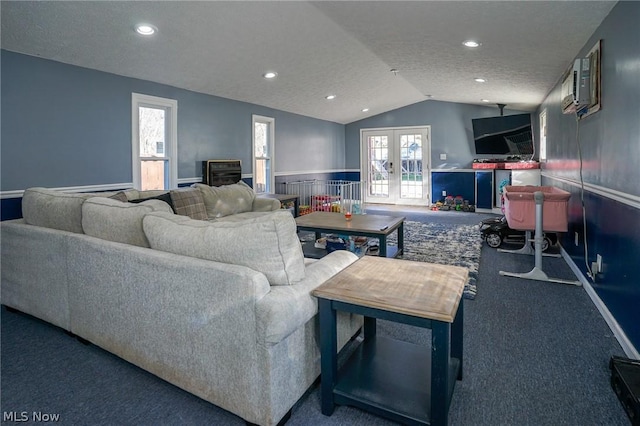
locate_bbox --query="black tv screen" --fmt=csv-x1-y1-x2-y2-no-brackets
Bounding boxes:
472,113,533,156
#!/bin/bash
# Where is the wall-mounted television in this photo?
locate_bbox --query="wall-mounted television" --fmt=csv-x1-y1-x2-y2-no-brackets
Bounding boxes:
471,113,534,157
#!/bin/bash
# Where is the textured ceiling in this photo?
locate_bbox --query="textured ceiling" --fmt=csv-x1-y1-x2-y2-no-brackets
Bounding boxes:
1,1,617,124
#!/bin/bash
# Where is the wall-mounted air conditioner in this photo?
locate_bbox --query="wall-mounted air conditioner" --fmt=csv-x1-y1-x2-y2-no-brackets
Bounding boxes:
562,58,591,115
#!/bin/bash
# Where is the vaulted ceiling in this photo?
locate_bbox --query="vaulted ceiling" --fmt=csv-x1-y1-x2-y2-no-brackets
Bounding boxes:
1,1,617,124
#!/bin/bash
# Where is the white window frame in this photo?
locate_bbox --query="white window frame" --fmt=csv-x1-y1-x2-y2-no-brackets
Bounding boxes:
360,125,431,206
539,109,547,162
252,114,275,194
131,93,178,190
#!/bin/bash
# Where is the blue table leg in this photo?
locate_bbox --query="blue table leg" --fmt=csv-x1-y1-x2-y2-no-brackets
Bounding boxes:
379,235,387,257
364,316,376,339
452,297,464,380
397,222,404,255
430,321,451,426
318,299,337,416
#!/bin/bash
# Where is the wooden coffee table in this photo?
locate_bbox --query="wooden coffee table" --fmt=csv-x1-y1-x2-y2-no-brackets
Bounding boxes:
312,256,467,426
295,212,405,258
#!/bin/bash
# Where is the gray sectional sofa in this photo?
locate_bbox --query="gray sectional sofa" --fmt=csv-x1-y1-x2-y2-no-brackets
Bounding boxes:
1,184,362,426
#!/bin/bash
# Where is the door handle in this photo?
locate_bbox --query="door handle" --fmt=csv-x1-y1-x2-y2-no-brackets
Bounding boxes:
389,162,393,174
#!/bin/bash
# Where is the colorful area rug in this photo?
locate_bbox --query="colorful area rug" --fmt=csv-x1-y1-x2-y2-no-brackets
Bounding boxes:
301,220,482,299
386,221,482,299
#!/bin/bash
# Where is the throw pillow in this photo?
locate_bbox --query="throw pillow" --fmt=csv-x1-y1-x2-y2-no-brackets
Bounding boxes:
129,192,176,213
82,197,173,247
143,210,306,285
169,187,208,220
109,191,129,202
193,181,256,219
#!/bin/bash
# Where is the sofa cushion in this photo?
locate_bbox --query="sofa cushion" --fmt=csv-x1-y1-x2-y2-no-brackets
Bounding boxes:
252,196,282,212
124,189,167,201
143,210,306,285
82,197,173,247
22,187,87,233
212,211,275,222
193,181,256,219
129,192,176,213
169,187,208,220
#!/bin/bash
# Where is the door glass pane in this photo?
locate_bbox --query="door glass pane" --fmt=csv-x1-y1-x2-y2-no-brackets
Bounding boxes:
139,107,166,158
367,135,389,197
141,160,167,191
400,134,423,198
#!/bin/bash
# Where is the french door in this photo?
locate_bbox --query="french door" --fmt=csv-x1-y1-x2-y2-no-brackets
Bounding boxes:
361,126,431,205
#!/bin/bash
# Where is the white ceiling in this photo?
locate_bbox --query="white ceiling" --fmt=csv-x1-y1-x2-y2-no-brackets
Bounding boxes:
1,1,617,124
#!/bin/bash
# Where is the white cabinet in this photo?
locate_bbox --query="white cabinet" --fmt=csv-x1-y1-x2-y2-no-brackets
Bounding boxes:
511,169,541,186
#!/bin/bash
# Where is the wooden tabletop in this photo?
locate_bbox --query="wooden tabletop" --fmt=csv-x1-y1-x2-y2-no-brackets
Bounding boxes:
312,256,468,323
295,212,405,235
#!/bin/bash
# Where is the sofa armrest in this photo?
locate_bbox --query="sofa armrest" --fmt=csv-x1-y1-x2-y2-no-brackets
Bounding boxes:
66,235,273,418
252,197,281,212
1,219,72,330
256,250,359,346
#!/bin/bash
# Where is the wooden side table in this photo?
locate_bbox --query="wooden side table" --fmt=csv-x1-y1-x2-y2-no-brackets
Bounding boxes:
312,256,467,425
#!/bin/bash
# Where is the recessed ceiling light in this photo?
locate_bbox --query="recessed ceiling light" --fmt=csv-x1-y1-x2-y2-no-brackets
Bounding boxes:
474,78,486,83
263,71,278,79
462,40,481,48
362,108,370,112
325,95,336,100
135,24,157,36
481,99,490,103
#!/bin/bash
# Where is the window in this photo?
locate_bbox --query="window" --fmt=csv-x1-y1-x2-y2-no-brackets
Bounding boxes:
539,109,547,162
252,115,275,194
132,93,178,190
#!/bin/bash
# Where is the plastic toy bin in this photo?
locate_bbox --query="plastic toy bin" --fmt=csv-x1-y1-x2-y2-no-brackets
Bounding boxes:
503,186,570,232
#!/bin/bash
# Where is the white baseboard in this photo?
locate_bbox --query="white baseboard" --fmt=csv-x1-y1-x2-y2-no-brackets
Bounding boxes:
561,246,639,359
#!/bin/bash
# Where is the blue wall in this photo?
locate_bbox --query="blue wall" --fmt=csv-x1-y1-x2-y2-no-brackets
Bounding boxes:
538,1,640,351
344,98,529,207
1,50,346,192
2,50,526,216
344,100,529,170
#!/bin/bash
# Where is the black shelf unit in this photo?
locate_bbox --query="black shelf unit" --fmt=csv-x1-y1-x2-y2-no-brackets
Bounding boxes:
202,160,241,186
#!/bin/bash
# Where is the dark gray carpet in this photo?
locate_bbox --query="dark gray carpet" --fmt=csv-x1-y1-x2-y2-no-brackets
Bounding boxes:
1,210,629,425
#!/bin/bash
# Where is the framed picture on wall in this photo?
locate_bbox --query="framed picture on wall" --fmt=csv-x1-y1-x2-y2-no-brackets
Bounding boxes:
580,40,602,119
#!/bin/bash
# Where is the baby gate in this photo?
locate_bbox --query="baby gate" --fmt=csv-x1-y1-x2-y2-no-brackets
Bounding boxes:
277,180,365,216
